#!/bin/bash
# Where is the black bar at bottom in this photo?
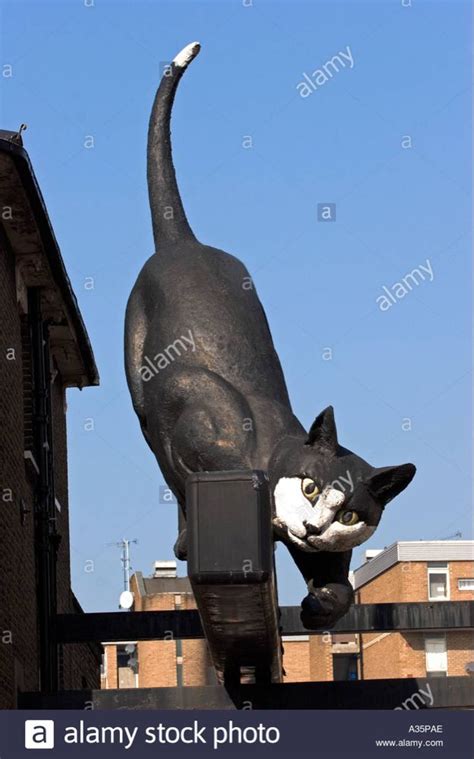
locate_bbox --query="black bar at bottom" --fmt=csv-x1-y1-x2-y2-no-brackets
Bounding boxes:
18,675,473,710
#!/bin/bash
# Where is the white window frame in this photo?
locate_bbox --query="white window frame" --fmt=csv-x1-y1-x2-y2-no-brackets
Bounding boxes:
458,578,474,591
427,563,450,601
425,634,448,676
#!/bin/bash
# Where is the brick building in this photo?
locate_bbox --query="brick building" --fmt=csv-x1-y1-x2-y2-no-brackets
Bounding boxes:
102,542,473,689
354,541,474,681
0,129,101,707
291,541,474,682
102,562,215,690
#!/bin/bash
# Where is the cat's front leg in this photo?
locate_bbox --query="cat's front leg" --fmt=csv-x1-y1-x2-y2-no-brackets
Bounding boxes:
174,527,188,560
284,544,354,630
301,581,353,630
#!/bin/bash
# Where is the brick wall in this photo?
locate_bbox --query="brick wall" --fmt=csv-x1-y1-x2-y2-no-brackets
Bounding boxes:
309,635,333,681
447,562,474,601
357,561,474,605
359,560,474,680
361,630,474,680
103,646,118,689
101,577,214,689
49,380,99,691
133,588,182,687
0,240,100,706
446,631,474,676
136,640,178,687
51,378,71,616
282,639,310,682
0,242,40,707
361,633,404,679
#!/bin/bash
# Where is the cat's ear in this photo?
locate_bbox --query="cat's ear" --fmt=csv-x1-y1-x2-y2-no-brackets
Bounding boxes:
306,406,338,452
367,463,416,507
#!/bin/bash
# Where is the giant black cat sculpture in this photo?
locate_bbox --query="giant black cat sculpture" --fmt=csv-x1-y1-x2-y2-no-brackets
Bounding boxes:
125,42,416,628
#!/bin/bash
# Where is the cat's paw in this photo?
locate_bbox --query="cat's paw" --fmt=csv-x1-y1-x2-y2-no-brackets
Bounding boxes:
173,528,188,560
300,585,353,630
272,517,288,541
300,589,337,629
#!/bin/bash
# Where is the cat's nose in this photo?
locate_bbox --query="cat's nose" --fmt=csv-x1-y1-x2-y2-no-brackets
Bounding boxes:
304,521,322,536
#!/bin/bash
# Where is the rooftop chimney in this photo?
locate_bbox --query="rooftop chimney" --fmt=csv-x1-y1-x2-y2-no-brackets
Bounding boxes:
365,549,383,562
153,560,177,578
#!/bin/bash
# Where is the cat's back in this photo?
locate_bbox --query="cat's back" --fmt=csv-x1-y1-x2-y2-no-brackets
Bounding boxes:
126,240,289,402
139,239,250,302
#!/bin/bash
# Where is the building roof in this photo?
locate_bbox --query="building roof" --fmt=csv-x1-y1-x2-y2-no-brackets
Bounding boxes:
353,541,474,590
134,572,193,596
0,129,99,387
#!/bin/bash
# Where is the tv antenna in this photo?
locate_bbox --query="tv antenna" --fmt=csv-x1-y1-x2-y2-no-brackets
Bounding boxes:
107,538,138,609
435,530,462,540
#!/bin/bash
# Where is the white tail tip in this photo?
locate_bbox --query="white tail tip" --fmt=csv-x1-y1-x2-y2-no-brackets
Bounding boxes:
173,41,201,69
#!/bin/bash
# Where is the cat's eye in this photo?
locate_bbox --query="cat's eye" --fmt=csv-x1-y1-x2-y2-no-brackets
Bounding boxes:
336,510,359,526
301,477,320,501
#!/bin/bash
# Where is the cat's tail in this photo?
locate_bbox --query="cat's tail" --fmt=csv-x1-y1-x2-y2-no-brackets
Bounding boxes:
147,41,201,248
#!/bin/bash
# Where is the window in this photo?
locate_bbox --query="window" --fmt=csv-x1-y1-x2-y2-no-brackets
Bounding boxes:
429,573,448,599
116,644,139,689
427,563,449,601
332,654,359,681
458,578,474,591
100,651,106,678
425,636,447,677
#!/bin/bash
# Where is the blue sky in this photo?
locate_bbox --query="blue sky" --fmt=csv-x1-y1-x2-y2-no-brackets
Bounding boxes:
2,0,471,611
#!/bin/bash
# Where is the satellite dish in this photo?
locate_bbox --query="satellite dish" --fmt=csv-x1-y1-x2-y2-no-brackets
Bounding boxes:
119,590,134,610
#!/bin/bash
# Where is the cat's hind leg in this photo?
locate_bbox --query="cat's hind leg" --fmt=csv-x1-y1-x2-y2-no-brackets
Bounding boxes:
174,517,188,560
144,363,258,481
142,364,257,556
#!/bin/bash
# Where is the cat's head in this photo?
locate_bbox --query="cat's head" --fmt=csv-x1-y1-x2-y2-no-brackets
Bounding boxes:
270,406,416,553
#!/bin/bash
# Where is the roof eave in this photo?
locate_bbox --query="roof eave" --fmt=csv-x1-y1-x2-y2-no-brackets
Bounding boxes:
0,133,99,388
